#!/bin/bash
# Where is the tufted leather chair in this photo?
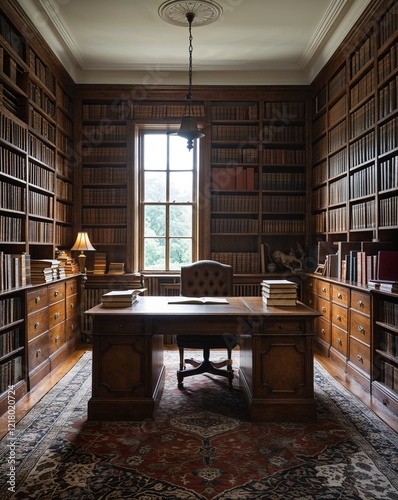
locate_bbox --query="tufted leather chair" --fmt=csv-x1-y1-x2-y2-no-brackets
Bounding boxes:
176,260,238,388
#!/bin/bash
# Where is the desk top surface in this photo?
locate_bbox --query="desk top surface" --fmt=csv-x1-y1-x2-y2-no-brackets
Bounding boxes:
85,296,320,318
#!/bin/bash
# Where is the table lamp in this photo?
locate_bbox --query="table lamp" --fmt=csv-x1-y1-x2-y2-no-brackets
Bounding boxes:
70,232,96,273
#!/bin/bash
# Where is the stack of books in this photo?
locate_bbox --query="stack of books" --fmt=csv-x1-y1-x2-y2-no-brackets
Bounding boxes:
30,259,60,284
368,280,398,293
108,262,125,275
101,289,139,308
261,279,297,306
93,253,107,275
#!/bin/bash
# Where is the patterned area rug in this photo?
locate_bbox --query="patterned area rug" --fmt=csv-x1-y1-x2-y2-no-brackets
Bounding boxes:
1,350,398,499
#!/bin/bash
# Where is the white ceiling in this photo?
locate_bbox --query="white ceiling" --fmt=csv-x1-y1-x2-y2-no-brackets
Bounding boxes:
17,0,372,85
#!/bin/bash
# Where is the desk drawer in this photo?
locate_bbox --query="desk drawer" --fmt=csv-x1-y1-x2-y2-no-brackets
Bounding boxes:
317,296,331,320
49,322,65,354
66,316,80,341
332,285,349,306
351,290,370,315
27,309,48,341
48,283,65,304
332,303,348,331
66,295,78,319
27,288,48,313
349,337,371,375
66,279,78,297
261,320,303,333
317,280,330,297
28,332,50,371
49,302,65,329
96,316,144,334
315,316,331,344
350,310,371,345
332,325,348,357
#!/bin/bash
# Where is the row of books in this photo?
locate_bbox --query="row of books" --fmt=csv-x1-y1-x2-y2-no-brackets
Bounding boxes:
0,108,27,149
210,252,260,274
0,297,22,326
328,121,346,154
0,355,23,394
0,141,26,179
0,326,21,357
28,132,55,167
380,360,398,395
82,147,127,163
0,252,31,291
378,41,397,82
350,98,375,139
349,130,374,168
0,182,25,211
29,161,55,192
379,115,398,154
261,279,297,306
82,125,127,142
378,76,397,119
329,96,346,128
318,241,398,285
28,81,56,119
350,68,375,108
212,104,258,120
82,166,127,184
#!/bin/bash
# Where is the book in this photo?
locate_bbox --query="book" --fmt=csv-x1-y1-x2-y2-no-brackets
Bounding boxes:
262,297,297,306
261,280,297,287
102,296,138,308
377,251,398,281
168,297,229,305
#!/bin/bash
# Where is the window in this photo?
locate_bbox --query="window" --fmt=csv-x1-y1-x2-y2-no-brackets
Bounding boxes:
140,131,198,271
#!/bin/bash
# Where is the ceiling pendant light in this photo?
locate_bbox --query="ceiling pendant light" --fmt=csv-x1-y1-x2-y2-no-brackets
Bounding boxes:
159,1,223,151
178,11,204,151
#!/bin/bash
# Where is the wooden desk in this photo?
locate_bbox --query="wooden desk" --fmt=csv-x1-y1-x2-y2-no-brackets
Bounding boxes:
85,296,320,422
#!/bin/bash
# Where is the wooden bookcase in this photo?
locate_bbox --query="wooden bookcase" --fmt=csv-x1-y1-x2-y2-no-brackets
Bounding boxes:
311,0,398,249
0,3,77,412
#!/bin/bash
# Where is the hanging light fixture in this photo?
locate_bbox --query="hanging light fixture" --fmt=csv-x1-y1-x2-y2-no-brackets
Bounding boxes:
159,1,223,151
178,11,204,151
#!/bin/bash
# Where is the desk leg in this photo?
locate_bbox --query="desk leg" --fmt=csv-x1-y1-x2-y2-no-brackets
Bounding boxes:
88,332,164,421
239,323,316,422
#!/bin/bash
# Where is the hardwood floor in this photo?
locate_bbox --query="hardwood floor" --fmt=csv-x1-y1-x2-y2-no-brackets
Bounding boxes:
1,345,397,440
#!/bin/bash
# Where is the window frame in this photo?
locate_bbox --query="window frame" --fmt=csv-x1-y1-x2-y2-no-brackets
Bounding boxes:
137,126,199,272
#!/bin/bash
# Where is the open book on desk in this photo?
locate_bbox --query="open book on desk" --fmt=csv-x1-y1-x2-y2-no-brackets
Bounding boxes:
168,297,229,305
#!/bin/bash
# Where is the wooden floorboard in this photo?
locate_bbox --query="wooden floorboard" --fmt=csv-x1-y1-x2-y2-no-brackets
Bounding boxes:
1,346,397,440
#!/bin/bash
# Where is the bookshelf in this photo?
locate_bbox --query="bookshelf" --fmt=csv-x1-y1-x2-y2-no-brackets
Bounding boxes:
0,3,77,413
311,0,398,248
79,100,129,270
372,290,398,414
210,99,309,273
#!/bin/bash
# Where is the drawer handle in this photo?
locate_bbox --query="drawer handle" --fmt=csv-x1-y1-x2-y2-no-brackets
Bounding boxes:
358,325,365,334
356,354,363,363
337,293,342,299
321,328,325,334
70,285,75,291
309,283,313,288
35,296,41,304
336,315,341,321
337,338,342,345
54,312,60,319
36,349,41,357
70,303,74,309
309,299,313,305
322,287,326,292
71,323,75,331
321,307,327,313
54,290,59,297
55,335,60,343
34,321,40,329
357,300,364,308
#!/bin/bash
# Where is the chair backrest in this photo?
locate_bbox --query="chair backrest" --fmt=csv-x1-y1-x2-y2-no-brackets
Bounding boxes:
180,260,233,298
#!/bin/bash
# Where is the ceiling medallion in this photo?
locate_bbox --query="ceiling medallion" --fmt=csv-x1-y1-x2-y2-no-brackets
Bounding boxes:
158,0,223,27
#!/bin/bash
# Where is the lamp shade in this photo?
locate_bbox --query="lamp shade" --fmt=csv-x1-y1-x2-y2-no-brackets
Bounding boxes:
70,232,96,252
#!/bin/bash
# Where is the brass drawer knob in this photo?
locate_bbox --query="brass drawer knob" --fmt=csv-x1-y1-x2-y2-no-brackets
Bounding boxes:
54,290,59,297
322,286,326,292
321,328,325,334
70,303,74,309
337,338,342,345
356,354,363,363
36,349,41,357
358,325,365,334
321,306,327,313
35,296,40,303
337,293,342,299
357,300,364,308
336,315,341,321
34,321,40,329
55,335,60,343
54,312,60,319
